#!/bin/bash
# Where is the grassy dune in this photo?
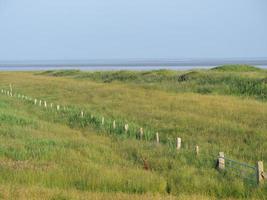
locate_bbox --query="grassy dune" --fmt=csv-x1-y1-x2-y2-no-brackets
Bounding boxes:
0,66,267,199
0,95,169,199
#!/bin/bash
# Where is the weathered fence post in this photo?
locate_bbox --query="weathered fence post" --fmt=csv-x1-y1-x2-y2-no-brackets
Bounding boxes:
113,120,116,129
44,101,47,108
218,152,225,170
9,84,12,94
195,145,199,156
57,105,60,111
257,161,264,185
81,111,84,118
176,137,181,150
102,117,105,125
139,128,144,140
156,132,160,144
34,99,37,105
50,103,53,108
39,100,42,106
124,124,129,133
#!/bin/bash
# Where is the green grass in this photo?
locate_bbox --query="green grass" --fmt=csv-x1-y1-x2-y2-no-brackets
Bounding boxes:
0,66,267,199
39,65,267,100
212,64,261,72
0,96,169,199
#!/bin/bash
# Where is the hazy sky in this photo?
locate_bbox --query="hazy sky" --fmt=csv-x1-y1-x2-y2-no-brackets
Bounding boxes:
0,0,266,61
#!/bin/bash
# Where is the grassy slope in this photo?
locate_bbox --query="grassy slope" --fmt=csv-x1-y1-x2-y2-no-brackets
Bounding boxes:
211,65,262,72
39,66,267,100
0,95,174,199
0,68,267,199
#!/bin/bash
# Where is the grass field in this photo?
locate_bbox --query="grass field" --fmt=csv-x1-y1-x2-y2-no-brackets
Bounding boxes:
0,65,267,199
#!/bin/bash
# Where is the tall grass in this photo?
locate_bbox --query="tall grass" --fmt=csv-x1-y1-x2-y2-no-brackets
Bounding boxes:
211,65,261,72
0,68,267,199
0,96,169,199
1,88,267,199
38,65,267,100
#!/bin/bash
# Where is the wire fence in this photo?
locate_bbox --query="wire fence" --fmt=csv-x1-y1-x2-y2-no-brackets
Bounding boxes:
220,156,258,185
0,87,265,186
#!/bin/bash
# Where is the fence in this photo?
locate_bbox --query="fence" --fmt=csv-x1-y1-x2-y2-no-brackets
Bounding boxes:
1,87,266,186
217,152,266,185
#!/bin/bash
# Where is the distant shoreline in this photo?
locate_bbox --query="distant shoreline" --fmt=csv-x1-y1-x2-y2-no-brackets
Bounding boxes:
1,58,267,67
0,65,266,71
1,58,267,71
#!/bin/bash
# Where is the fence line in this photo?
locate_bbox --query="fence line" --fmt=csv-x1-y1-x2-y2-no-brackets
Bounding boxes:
0,87,266,186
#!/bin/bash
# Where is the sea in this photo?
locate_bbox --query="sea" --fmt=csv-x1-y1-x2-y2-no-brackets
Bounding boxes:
0,65,266,71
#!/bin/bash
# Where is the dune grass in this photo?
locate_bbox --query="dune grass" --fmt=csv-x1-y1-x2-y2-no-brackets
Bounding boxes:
211,65,261,72
39,65,267,100
0,66,267,199
0,96,170,199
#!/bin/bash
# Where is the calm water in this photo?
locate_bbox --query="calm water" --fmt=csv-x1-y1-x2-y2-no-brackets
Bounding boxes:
0,65,267,71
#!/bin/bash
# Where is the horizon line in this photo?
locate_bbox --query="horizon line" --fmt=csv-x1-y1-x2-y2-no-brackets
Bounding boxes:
1,58,267,67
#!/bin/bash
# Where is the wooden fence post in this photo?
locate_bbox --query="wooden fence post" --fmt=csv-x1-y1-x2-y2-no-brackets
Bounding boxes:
34,99,37,105
81,111,84,118
57,105,60,111
113,120,116,129
102,117,105,125
39,100,42,106
195,145,199,156
140,128,144,140
156,132,160,144
124,124,129,133
176,137,181,150
218,152,225,170
9,84,12,94
50,103,53,108
257,161,264,185
44,101,47,108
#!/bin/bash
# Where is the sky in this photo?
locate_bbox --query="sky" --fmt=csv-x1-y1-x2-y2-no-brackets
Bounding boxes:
0,0,267,61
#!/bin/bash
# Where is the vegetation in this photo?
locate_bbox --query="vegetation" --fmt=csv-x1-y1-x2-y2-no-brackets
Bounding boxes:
0,65,267,199
39,65,267,100
211,64,262,72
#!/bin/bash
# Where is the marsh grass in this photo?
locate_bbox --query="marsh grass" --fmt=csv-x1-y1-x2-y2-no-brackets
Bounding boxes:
38,65,267,100
0,96,169,199
0,67,267,199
